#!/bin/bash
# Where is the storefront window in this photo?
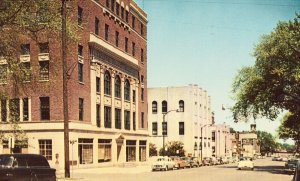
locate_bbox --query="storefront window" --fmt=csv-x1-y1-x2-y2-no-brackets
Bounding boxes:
139,141,146,162
98,139,112,163
126,140,136,162
79,139,93,164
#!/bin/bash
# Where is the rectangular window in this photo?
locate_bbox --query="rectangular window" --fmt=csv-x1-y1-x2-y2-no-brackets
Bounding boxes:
152,122,157,135
125,11,129,22
139,141,147,162
21,44,30,55
162,122,167,136
78,139,93,164
23,98,29,121
40,97,50,120
39,42,49,54
125,37,128,52
96,77,100,93
104,106,111,128
141,88,144,101
78,63,83,82
212,131,216,142
0,64,7,83
1,99,7,122
106,0,110,8
141,23,144,36
179,122,184,135
78,6,83,26
132,90,136,103
126,140,136,162
132,16,135,29
95,17,99,35
96,104,100,127
133,112,136,131
141,112,145,128
111,0,115,12
116,3,119,16
39,140,52,160
124,110,130,130
9,99,20,121
105,24,109,41
141,75,144,83
115,31,119,47
132,42,135,56
115,108,121,129
98,139,112,163
141,49,144,63
21,62,31,81
39,61,49,80
78,45,83,57
121,7,124,19
79,98,84,121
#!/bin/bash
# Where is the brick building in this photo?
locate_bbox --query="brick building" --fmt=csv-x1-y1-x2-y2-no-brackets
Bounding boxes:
0,0,148,170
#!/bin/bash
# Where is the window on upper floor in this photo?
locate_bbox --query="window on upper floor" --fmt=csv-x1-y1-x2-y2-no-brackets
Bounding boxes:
132,42,135,56
162,101,168,113
179,122,184,135
121,7,124,19
21,44,30,55
141,75,144,83
141,48,144,63
115,108,121,129
141,23,144,36
125,37,128,52
114,75,121,98
115,31,119,47
21,62,31,82
96,77,100,93
152,101,157,114
141,112,145,128
116,3,120,16
9,99,20,122
39,42,49,54
78,62,83,82
39,61,49,81
104,106,111,128
124,79,130,101
0,65,7,84
111,0,115,12
78,6,83,26
125,11,129,22
23,98,29,121
124,110,130,130
179,100,184,112
132,90,136,103
104,71,111,95
212,131,215,142
141,88,144,101
95,17,99,35
1,99,7,122
162,122,167,135
105,24,109,41
106,0,110,8
133,112,136,131
78,45,83,57
96,104,100,127
40,97,50,120
132,16,135,29
79,98,84,121
152,122,157,135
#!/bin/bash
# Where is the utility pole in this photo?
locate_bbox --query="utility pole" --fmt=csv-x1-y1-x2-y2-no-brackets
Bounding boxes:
62,0,70,178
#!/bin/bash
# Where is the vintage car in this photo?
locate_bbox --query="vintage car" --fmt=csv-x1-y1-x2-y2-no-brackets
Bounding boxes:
285,159,299,171
0,154,56,181
293,160,300,181
202,157,212,166
152,156,175,171
181,157,200,168
237,157,254,170
170,156,187,169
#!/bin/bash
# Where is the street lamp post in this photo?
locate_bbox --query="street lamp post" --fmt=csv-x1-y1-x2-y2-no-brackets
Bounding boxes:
162,109,180,156
200,124,212,162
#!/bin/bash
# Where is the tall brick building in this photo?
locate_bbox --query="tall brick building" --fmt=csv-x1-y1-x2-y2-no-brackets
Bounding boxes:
0,0,148,170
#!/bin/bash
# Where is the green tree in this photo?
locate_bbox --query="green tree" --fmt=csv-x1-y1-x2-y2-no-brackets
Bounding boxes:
256,131,277,154
159,141,185,157
149,143,158,157
231,14,300,152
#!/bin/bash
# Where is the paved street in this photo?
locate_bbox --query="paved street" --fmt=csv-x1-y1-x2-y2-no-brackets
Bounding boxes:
59,158,293,181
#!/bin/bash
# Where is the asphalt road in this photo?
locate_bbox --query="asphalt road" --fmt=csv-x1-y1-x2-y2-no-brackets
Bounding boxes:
65,157,294,181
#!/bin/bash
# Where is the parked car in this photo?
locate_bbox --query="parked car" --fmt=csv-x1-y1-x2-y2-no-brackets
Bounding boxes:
221,157,229,164
272,156,283,161
293,160,300,181
202,157,212,166
191,157,202,167
0,154,56,181
237,157,254,170
184,157,200,168
227,157,235,163
170,156,187,169
285,159,299,171
152,156,175,171
211,157,219,165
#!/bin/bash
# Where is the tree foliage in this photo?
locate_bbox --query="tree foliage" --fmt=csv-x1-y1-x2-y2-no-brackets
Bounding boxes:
159,141,185,157
149,143,158,157
256,131,277,154
232,14,300,122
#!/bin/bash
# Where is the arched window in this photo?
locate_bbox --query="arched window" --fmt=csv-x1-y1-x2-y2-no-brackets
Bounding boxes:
152,101,157,114
104,71,111,95
124,79,130,101
115,75,121,98
179,100,184,112
162,101,167,113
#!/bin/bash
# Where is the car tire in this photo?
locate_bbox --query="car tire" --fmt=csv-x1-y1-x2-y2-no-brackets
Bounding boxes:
251,168,254,171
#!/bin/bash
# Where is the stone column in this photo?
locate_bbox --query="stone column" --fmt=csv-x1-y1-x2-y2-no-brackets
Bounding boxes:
121,75,125,130
136,140,140,163
111,70,115,129
135,81,139,130
130,78,134,131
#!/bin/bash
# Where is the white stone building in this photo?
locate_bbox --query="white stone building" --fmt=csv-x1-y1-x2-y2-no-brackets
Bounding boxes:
211,123,231,157
148,85,214,158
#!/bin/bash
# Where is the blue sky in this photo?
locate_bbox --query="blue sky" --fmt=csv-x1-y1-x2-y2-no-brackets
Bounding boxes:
135,0,300,138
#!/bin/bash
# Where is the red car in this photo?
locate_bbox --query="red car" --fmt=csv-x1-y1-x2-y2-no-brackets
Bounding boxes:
170,156,187,169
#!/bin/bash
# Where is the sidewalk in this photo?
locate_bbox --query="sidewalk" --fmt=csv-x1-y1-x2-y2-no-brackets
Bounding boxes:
57,165,152,181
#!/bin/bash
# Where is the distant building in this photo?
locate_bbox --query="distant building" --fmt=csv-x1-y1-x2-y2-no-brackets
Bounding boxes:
211,123,231,157
148,85,214,158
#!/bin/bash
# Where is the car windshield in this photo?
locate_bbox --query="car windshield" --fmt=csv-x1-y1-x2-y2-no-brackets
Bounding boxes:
0,156,14,167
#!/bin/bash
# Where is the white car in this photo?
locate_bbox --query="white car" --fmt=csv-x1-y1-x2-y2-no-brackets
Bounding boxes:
237,157,254,170
152,157,175,171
